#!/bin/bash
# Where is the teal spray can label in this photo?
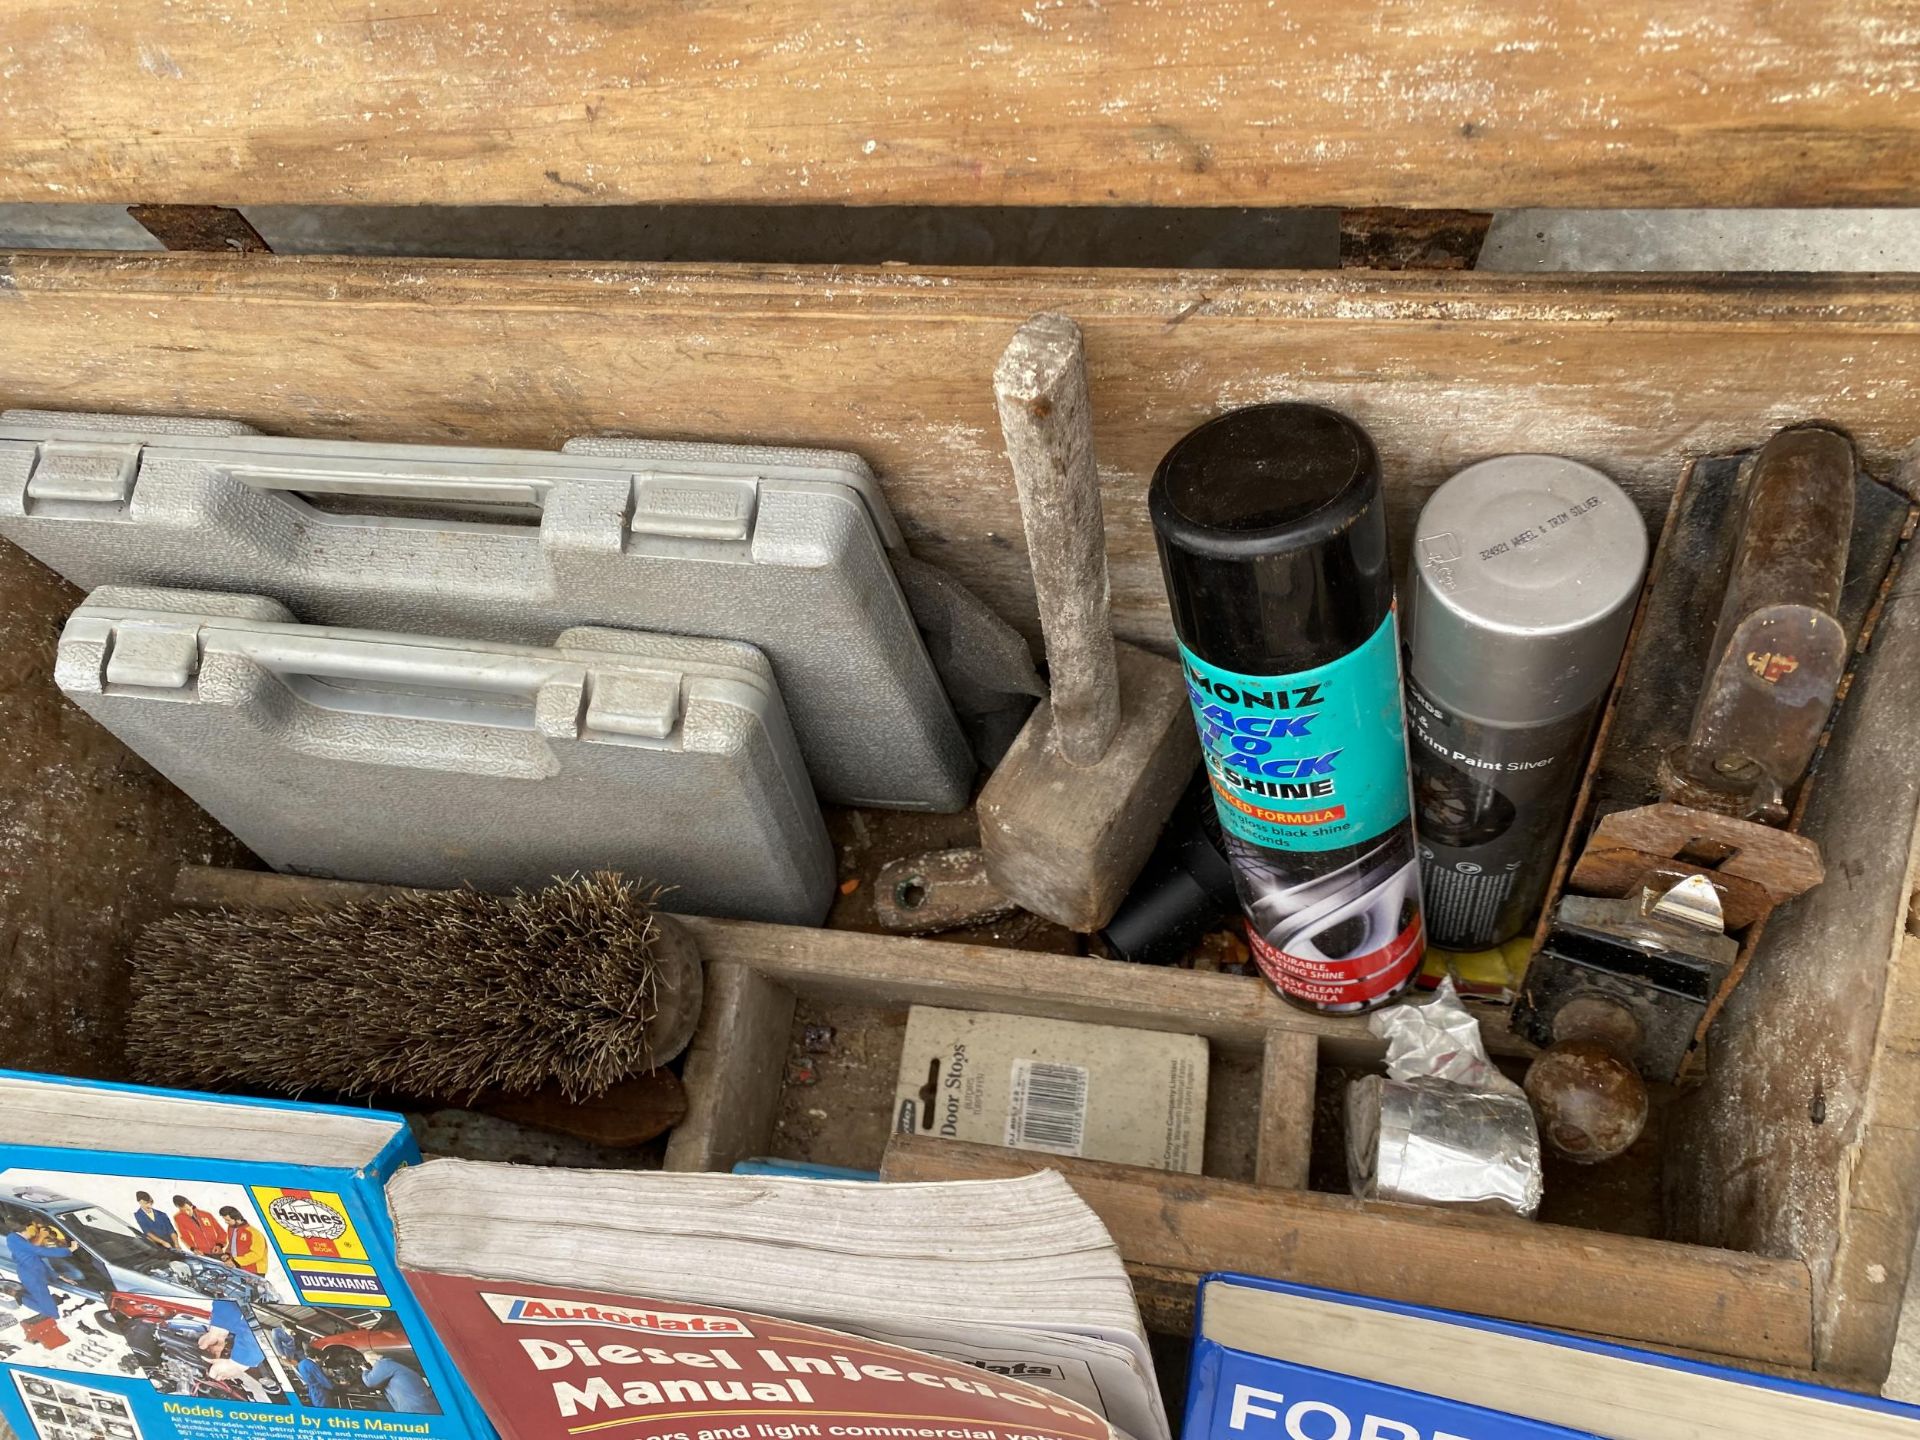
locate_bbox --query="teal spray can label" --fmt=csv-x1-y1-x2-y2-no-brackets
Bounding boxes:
1150,405,1425,1013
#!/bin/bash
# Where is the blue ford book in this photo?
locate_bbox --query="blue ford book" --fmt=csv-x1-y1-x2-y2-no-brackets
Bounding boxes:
1187,1272,1920,1440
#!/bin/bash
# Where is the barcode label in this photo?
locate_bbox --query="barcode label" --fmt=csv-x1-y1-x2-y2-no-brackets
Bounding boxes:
1007,1059,1089,1156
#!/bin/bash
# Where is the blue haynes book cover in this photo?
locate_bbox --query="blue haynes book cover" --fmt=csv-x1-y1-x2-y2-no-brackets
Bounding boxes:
0,1070,489,1440
1186,1272,1920,1439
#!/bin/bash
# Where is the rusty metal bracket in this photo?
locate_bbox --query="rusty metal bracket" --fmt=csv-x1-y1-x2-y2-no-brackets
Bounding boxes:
127,205,271,254
874,847,1017,934
1339,207,1491,270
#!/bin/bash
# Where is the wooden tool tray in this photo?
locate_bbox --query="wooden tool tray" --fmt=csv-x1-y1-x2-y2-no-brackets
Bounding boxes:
7,256,1920,1388
5,6,1920,1385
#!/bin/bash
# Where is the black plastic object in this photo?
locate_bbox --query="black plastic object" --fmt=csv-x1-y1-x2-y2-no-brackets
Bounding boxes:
1101,769,1238,964
1150,404,1424,1014
1514,879,1739,1088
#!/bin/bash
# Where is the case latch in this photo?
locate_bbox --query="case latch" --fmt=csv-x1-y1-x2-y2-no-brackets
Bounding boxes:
103,623,202,691
25,441,143,515
629,474,758,542
582,669,681,740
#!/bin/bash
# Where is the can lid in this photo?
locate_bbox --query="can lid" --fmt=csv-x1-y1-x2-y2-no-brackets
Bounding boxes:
1151,403,1379,557
1149,404,1392,671
1407,455,1648,725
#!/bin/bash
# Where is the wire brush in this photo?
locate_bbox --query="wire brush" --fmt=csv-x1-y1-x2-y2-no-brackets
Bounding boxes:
127,871,703,1103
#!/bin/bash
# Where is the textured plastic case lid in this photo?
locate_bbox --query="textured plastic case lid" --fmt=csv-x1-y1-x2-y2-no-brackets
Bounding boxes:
57,586,835,925
0,411,971,812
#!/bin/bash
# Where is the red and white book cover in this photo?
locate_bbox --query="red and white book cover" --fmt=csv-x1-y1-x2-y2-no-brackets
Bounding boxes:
406,1272,1123,1440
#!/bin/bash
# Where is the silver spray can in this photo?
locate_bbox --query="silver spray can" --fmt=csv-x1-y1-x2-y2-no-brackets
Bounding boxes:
1405,455,1649,951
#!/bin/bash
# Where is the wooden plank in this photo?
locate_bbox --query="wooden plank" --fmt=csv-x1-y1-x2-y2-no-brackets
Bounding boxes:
1666,570,1920,1381
880,1137,1817,1367
662,962,797,1174
1851,1124,1920,1225
677,915,1498,1066
1,3,1915,209
1254,1031,1317,1189
5,255,1920,655
1819,926,1920,1382
1881,934,1920,1053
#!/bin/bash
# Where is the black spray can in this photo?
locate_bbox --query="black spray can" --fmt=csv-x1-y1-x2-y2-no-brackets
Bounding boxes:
1149,404,1424,1014
1404,455,1648,950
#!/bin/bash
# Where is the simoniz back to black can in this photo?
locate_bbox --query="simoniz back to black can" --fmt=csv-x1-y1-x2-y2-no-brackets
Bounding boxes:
1149,404,1424,1014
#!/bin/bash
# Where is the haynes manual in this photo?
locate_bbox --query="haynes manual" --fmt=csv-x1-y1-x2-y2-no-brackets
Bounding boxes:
0,1070,485,1440
405,1270,1124,1440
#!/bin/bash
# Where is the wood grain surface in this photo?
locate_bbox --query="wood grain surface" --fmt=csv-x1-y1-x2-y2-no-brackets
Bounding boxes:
1,3,1915,208
673,912,1534,1065
1667,571,1920,1381
3,254,1920,652
1254,1030,1317,1188
881,1136,1817,1367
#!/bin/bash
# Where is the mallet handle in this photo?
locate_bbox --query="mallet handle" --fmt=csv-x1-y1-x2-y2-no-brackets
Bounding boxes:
993,312,1120,768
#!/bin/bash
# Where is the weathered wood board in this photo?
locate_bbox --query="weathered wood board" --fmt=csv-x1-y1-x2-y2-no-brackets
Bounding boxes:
663,909,1338,1172
1667,560,1920,1383
1,3,1916,209
670,913,1530,1067
3,255,1920,652
882,1136,1817,1368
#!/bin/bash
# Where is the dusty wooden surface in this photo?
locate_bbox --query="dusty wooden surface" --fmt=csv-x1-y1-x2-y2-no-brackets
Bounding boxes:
1822,925,1920,1382
881,1136,1817,1367
6,256,1920,653
752,998,1270,1184
0,546,248,1078
127,204,271,254
667,906,1345,1178
662,962,796,1174
0,3,1915,208
1338,209,1492,271
675,912,1527,1067
1666,566,1920,1381
1254,1030,1316,1188
871,848,1016,934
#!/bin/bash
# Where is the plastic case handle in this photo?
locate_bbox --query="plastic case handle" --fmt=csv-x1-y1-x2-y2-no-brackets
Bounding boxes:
100,621,684,747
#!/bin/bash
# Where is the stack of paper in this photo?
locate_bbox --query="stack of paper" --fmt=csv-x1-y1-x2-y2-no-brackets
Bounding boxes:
386,1158,1167,1440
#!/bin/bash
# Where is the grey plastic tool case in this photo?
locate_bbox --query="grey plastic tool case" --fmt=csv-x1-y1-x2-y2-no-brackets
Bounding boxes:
57,588,836,925
0,411,971,811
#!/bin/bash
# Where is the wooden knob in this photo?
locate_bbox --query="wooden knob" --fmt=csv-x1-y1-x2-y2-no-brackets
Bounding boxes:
1524,1039,1649,1164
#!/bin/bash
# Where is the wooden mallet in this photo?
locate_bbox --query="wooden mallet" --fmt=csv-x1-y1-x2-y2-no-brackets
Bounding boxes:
977,313,1198,932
